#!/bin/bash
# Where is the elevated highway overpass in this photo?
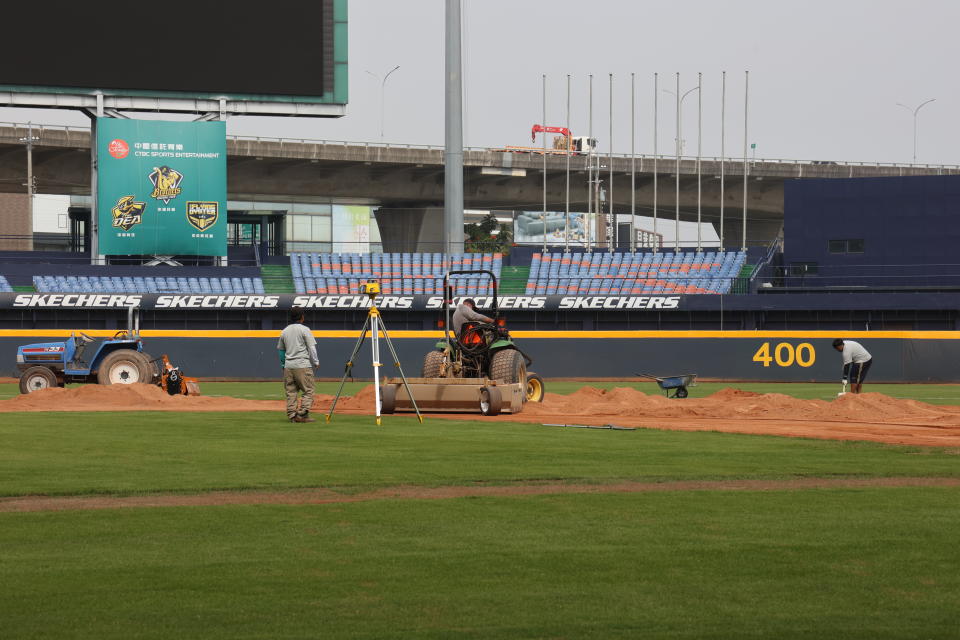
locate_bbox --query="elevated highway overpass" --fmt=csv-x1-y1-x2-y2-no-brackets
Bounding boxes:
1,121,956,247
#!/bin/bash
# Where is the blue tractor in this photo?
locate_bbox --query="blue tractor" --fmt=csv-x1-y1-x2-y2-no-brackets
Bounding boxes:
15,307,193,395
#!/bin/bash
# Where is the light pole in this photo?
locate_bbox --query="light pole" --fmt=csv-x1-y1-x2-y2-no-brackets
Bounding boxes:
896,98,935,163
662,86,699,156
366,65,400,141
664,82,699,251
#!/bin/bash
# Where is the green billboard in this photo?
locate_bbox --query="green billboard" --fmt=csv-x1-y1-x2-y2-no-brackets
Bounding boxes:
96,118,227,256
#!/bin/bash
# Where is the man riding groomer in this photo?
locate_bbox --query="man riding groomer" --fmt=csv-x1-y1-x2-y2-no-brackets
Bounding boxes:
452,298,493,341
278,308,320,423
832,338,873,394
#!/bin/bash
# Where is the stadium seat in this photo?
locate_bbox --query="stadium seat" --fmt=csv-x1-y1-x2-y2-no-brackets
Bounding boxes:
520,251,730,295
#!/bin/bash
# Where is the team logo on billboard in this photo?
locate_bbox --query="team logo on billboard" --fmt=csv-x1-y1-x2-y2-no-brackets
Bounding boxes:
148,165,184,204
111,195,146,231
107,139,129,159
186,201,219,232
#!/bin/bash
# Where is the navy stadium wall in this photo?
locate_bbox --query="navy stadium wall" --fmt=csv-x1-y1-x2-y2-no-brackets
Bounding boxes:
3,331,960,382
2,289,960,382
2,285,960,381
784,174,960,287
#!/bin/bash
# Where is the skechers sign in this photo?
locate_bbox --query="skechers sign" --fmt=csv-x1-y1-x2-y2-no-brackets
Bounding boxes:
2,294,682,311
96,118,227,256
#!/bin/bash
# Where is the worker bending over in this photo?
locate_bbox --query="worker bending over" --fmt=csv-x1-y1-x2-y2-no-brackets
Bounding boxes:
832,338,873,394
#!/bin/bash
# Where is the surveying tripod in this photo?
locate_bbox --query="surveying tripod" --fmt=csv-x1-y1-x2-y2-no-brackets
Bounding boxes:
326,281,423,425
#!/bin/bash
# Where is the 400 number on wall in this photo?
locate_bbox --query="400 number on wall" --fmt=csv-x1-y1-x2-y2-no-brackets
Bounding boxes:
752,342,816,368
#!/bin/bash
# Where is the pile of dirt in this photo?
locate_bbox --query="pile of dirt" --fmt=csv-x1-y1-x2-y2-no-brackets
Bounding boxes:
0,383,286,413
4,383,960,447
333,384,379,411
324,384,960,446
0,383,386,414
520,386,960,426
512,386,960,447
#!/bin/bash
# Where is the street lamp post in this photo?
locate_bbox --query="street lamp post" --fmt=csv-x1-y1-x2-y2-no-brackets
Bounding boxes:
662,86,699,156
366,65,401,141
896,98,935,163
663,82,699,251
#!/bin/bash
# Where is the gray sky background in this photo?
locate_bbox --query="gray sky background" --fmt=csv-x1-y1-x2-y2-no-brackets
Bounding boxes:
2,0,957,165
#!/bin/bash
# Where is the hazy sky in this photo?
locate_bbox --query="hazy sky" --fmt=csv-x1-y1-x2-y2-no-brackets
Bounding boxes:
3,0,957,165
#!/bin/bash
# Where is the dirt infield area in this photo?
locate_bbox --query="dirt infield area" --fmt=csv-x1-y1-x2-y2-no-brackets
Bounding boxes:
3,383,960,448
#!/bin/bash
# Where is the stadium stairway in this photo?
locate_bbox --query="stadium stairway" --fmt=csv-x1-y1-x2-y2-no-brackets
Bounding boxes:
498,266,530,295
260,264,296,294
733,263,755,294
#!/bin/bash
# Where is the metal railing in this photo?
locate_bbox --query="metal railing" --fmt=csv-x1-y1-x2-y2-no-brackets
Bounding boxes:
761,263,960,290
748,233,785,292
280,240,762,255
2,120,958,171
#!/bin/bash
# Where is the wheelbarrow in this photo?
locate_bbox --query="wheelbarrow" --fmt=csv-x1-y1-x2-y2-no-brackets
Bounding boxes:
635,372,698,399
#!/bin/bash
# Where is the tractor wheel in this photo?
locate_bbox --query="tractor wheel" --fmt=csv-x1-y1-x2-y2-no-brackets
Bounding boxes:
19,366,58,394
97,349,151,386
479,386,502,416
525,372,545,402
139,352,161,384
490,349,526,384
380,384,396,414
422,350,446,378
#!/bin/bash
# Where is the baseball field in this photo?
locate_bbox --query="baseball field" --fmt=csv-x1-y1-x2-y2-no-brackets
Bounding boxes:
2,380,959,638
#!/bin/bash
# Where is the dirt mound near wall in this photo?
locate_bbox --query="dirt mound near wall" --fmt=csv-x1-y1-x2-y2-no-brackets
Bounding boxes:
0,383,287,412
3,383,960,447
510,387,960,447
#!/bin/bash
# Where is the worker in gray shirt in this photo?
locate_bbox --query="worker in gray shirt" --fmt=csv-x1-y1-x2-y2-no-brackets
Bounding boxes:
832,338,873,394
278,308,320,422
452,298,493,341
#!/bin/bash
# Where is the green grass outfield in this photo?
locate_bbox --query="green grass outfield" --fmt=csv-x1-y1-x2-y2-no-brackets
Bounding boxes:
1,381,959,639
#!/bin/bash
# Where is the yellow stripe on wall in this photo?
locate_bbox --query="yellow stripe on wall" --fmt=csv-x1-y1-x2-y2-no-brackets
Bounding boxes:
513,330,960,339
2,329,960,340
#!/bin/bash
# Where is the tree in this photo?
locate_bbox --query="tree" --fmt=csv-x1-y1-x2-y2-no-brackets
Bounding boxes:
465,212,512,254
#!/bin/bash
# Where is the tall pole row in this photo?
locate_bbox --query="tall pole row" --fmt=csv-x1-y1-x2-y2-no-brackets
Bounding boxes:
530,70,751,256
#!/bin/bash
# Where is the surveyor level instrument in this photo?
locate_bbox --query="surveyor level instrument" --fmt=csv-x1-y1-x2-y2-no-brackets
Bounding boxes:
326,281,423,425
